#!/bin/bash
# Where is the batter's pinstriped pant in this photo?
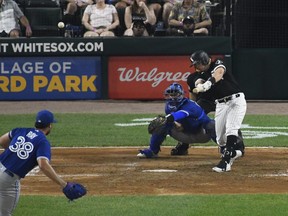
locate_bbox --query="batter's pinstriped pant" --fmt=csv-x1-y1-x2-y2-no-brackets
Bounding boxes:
214,93,247,146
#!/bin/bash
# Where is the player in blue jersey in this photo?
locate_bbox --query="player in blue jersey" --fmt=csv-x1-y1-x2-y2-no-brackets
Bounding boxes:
137,82,217,158
0,110,68,215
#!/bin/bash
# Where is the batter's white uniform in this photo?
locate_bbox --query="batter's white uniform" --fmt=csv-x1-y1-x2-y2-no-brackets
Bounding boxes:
189,59,247,147
214,92,247,146
190,50,246,172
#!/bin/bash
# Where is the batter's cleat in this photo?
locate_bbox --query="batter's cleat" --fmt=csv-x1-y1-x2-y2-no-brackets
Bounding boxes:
218,145,226,157
236,140,245,157
171,142,189,156
237,130,245,156
230,150,243,166
212,158,231,173
137,149,158,158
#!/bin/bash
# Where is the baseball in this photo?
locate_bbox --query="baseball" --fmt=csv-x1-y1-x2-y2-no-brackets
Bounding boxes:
58,22,65,29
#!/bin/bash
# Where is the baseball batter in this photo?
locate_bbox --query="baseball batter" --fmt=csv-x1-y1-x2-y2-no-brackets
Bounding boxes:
0,110,67,215
186,53,245,157
190,50,247,172
137,82,217,158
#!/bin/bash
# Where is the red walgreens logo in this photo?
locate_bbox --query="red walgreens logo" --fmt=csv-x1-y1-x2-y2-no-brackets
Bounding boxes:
108,56,195,99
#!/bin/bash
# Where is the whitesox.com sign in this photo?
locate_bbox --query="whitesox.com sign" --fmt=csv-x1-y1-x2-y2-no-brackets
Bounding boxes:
108,56,194,100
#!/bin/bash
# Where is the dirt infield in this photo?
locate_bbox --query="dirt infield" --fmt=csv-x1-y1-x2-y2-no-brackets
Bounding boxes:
21,147,288,195
1,100,288,195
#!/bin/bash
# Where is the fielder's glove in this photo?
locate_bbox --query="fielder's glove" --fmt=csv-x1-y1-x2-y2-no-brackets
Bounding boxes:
63,182,87,201
148,115,174,135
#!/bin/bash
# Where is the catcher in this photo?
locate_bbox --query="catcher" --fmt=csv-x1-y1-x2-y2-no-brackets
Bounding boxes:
137,83,217,158
0,110,86,215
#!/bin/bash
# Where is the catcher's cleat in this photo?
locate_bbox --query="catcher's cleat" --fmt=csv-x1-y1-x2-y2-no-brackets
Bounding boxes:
137,149,158,158
212,158,231,173
171,142,189,156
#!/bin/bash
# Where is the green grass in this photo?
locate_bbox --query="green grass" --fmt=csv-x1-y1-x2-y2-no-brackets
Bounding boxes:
14,194,288,216
1,113,288,215
0,113,287,147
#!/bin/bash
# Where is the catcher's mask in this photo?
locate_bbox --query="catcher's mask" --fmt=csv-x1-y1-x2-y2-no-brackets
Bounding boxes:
190,50,210,67
164,83,184,108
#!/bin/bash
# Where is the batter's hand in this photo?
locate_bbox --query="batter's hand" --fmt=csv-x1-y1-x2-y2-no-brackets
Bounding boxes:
192,84,205,94
193,80,213,94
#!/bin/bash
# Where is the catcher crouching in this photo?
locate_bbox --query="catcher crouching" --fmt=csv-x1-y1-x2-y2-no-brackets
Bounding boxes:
137,83,217,158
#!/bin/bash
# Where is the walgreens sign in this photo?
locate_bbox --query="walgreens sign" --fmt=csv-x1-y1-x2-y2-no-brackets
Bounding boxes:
108,56,194,99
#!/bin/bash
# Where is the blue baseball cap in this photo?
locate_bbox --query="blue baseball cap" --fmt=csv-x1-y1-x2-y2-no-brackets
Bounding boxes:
36,110,57,126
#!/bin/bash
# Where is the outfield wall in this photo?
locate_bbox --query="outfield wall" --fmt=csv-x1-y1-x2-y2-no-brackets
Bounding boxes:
233,49,288,100
0,37,231,100
0,37,286,100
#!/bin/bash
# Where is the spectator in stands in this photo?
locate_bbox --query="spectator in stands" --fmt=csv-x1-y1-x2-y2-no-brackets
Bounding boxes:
115,0,161,19
131,19,147,36
123,0,156,36
167,0,212,36
114,0,132,9
63,0,93,26
147,0,162,23
0,0,32,38
82,0,119,37
162,0,181,28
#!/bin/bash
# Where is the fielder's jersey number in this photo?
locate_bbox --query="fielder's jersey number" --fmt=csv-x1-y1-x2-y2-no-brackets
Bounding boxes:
9,136,34,159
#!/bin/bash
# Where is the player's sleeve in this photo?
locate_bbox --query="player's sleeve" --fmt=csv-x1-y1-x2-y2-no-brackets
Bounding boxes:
171,110,189,121
36,139,51,162
185,102,206,119
212,59,226,75
187,74,197,90
9,128,21,139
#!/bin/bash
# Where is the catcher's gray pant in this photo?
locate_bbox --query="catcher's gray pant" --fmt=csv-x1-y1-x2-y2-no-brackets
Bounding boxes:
0,163,20,216
215,93,247,146
170,128,212,144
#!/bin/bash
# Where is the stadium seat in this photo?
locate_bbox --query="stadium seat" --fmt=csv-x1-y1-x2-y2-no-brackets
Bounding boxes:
115,8,126,36
25,0,60,7
24,7,62,37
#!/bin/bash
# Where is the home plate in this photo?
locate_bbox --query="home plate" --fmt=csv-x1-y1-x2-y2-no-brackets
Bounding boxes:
142,169,178,173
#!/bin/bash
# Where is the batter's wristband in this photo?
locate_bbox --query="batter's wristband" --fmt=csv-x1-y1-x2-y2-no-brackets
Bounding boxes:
208,77,216,85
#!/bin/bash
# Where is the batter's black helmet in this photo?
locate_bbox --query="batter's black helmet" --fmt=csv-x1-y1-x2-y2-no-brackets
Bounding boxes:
190,50,210,67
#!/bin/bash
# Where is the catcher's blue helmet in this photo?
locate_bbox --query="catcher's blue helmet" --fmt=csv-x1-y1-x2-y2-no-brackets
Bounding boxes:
190,50,210,67
164,83,184,104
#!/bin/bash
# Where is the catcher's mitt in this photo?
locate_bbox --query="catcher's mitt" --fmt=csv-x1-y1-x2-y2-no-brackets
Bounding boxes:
148,115,167,135
63,182,87,201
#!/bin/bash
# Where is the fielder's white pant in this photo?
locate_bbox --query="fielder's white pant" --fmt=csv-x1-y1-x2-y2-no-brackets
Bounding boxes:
0,163,20,216
214,93,247,146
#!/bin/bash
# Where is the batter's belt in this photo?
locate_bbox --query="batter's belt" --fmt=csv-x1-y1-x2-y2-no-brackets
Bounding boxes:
216,93,241,104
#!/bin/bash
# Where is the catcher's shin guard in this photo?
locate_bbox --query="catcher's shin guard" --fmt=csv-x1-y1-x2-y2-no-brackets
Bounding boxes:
171,142,189,155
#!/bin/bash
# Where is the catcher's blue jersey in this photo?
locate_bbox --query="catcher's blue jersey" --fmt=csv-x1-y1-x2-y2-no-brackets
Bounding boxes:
0,128,51,178
165,98,211,133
